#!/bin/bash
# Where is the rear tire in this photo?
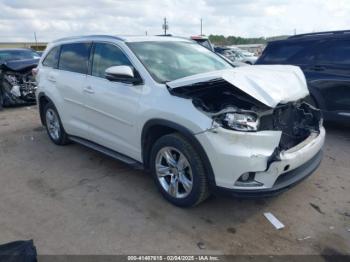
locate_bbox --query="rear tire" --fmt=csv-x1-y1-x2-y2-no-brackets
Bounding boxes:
44,102,70,145
150,133,209,207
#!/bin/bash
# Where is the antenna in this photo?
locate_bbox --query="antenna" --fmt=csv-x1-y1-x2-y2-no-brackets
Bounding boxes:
162,17,169,35
34,32,38,50
200,18,203,36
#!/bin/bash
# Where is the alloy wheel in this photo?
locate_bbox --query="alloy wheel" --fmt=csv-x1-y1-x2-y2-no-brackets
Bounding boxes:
155,147,193,198
45,108,60,141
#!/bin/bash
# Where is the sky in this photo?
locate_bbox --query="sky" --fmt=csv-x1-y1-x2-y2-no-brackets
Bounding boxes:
0,0,349,42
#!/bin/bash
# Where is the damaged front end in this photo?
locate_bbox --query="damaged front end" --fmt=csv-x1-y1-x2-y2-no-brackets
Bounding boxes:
0,59,38,107
259,100,322,151
167,66,324,192
167,72,322,153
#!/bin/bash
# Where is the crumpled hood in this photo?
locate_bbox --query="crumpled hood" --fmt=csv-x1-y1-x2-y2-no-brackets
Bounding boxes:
1,58,39,72
167,65,309,108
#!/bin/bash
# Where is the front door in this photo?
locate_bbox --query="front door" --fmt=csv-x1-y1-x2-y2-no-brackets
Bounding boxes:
84,42,143,160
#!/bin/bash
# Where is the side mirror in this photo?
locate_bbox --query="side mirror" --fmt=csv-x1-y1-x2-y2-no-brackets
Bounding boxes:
105,66,142,84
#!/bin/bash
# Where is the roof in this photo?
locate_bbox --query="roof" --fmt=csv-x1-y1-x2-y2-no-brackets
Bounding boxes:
52,35,192,44
267,29,350,44
288,29,350,40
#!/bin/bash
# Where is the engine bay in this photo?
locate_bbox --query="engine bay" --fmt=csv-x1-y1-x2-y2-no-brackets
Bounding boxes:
168,78,322,150
0,64,37,107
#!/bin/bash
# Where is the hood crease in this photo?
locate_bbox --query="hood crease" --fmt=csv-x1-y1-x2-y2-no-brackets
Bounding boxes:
167,65,309,108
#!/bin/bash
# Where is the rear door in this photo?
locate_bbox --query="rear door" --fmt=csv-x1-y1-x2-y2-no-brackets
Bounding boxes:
83,42,142,160
55,42,92,138
308,39,350,115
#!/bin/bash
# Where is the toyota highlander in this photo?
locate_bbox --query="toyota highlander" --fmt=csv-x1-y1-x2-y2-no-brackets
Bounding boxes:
35,35,325,207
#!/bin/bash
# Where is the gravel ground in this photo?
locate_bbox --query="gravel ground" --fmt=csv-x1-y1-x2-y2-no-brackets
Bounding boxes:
0,106,349,255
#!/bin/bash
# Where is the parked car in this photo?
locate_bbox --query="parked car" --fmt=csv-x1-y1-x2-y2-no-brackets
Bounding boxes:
240,49,256,57
36,35,324,207
256,30,350,123
235,49,258,64
215,47,256,65
0,48,40,109
231,48,258,65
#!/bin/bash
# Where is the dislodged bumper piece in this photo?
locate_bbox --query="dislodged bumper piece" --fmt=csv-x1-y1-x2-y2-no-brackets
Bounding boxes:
168,64,324,195
216,151,323,197
196,126,325,194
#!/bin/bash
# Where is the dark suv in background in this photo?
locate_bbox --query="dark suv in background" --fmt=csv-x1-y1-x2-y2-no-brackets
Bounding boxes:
256,30,350,123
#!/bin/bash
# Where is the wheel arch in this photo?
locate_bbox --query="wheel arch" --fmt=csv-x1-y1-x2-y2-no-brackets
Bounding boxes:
37,92,54,126
307,83,326,110
141,119,216,187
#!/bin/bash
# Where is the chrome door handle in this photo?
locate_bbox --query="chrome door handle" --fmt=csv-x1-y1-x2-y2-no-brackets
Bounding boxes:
83,86,95,94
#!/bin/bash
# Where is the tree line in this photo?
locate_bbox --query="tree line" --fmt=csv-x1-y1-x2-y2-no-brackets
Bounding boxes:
208,35,289,46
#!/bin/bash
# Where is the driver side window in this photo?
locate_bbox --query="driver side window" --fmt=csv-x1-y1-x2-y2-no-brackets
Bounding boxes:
92,43,132,78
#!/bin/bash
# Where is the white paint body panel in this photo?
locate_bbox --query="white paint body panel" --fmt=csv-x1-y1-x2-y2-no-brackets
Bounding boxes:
82,75,142,160
36,36,324,192
196,127,325,189
167,65,309,108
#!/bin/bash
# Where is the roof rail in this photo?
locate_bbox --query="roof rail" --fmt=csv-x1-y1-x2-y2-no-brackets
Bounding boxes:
52,35,125,43
288,30,350,39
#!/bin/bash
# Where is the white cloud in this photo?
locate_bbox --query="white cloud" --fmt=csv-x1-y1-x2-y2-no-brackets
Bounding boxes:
0,0,349,41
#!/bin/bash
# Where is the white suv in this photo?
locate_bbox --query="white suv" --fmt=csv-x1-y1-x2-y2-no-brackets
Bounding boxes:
35,35,325,207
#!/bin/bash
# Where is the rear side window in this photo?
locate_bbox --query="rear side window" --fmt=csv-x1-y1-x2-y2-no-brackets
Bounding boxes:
92,43,132,78
42,46,60,68
317,40,350,65
59,43,91,74
260,41,316,64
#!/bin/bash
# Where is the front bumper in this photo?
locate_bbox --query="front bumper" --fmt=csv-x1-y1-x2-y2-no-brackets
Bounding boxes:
195,126,325,192
214,150,323,197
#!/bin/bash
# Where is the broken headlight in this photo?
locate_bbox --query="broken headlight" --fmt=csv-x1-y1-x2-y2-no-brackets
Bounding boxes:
216,112,259,132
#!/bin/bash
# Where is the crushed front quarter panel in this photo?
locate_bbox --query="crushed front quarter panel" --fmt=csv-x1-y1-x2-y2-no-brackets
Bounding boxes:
195,127,282,188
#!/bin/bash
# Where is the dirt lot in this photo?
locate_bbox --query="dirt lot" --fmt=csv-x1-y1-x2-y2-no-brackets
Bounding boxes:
0,106,349,255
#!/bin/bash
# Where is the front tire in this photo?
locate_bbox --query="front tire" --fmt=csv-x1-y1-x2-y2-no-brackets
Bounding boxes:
0,89,3,110
44,102,70,145
150,133,209,207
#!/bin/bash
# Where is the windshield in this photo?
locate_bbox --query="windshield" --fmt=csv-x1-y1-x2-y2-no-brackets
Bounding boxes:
0,50,41,62
128,41,232,83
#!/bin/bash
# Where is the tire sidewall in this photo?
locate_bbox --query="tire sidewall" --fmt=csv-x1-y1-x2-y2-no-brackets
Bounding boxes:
150,134,207,207
0,89,3,109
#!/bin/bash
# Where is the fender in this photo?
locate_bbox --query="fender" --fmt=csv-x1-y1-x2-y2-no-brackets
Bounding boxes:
307,83,326,110
141,119,217,187
37,92,54,126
